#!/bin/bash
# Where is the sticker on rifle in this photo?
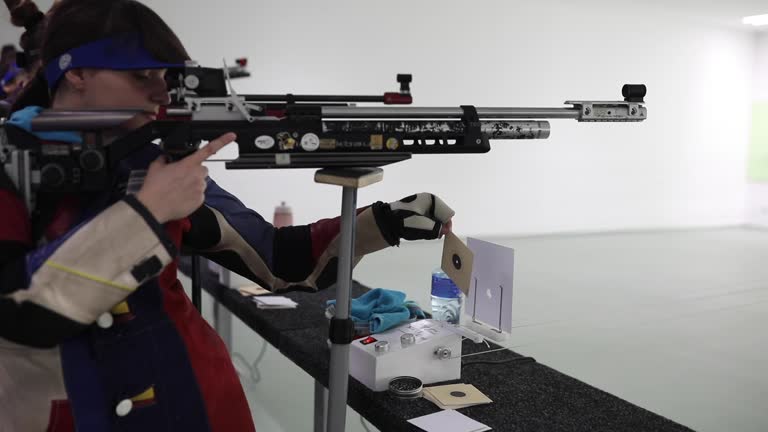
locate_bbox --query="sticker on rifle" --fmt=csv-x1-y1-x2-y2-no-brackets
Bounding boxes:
255,135,275,150
386,137,399,150
319,139,337,150
300,133,320,152
277,132,296,150
184,75,200,90
370,135,384,150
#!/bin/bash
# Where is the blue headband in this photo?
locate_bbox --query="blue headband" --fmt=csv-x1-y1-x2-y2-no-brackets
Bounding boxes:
44,33,185,89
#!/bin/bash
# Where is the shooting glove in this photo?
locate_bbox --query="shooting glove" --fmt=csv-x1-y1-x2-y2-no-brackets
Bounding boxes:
373,193,455,246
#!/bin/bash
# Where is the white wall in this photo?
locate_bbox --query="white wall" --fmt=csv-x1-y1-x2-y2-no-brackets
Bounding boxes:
756,33,768,100
0,0,55,48
747,31,768,227
0,8,18,44
3,0,757,236
148,0,754,236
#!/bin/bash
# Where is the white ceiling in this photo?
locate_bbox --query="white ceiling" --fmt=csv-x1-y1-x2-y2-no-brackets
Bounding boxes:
3,0,768,20
568,0,768,28
636,0,765,14
2,0,768,39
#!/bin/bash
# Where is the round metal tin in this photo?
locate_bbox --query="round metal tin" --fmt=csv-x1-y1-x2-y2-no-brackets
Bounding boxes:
388,376,423,400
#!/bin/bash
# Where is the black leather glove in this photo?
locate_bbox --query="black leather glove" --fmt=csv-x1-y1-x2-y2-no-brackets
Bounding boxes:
372,193,455,246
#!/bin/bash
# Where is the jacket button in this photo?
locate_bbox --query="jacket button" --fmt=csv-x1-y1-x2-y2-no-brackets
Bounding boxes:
97,313,114,329
116,399,133,417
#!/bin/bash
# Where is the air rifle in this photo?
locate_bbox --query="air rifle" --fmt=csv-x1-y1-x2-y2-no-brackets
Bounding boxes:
1,59,646,208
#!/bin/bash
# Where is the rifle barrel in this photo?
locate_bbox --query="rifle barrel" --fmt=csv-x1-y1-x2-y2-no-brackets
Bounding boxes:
321,106,580,119
31,110,143,131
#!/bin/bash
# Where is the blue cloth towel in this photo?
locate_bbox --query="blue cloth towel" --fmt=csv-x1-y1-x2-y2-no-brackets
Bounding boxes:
327,288,426,334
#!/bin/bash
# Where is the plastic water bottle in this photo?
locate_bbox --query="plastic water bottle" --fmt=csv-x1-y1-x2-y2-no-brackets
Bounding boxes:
430,269,462,324
273,201,293,228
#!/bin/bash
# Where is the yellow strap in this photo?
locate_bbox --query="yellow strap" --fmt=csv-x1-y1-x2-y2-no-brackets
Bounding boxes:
45,261,134,292
111,301,131,315
132,386,156,402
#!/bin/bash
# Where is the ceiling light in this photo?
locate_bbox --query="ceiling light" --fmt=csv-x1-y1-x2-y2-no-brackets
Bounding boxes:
743,14,768,26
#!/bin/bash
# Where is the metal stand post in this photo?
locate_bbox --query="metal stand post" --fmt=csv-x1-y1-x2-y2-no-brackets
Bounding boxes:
191,256,202,312
315,167,383,432
314,380,328,432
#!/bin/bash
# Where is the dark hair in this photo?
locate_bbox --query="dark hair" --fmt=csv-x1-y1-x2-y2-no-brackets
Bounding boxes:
4,0,43,49
6,0,190,110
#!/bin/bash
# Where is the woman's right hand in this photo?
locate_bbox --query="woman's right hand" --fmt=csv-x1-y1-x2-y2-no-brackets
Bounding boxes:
136,133,237,223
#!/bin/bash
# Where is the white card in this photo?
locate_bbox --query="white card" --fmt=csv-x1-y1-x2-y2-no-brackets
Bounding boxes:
253,296,297,308
466,238,514,333
408,409,491,432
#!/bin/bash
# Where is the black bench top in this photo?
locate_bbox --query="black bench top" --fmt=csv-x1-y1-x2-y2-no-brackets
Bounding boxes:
179,257,693,432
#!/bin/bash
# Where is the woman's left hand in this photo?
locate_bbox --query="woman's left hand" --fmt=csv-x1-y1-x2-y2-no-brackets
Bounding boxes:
378,193,455,245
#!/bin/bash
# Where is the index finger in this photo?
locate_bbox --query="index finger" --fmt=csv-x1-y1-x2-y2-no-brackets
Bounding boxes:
183,133,237,165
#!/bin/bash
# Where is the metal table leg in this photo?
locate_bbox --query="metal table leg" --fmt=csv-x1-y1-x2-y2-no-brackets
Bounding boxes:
213,292,233,351
314,380,328,432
